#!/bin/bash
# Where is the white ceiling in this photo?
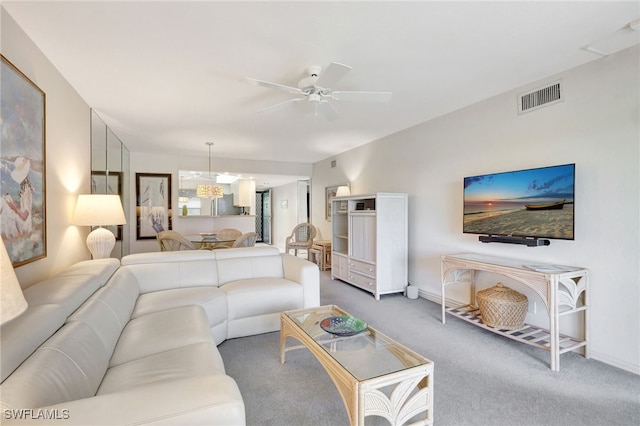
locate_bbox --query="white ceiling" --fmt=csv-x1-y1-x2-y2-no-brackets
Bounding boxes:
3,1,639,165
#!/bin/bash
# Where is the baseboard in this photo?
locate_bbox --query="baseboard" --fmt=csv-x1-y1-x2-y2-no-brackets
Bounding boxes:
417,288,466,309
588,350,640,375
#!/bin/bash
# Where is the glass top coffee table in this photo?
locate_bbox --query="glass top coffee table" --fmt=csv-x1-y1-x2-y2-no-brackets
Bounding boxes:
280,305,434,426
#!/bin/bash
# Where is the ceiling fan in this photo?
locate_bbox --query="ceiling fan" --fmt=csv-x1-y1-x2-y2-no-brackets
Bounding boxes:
246,62,392,121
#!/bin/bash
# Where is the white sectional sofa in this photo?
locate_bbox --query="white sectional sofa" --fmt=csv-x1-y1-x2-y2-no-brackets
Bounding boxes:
1,246,319,425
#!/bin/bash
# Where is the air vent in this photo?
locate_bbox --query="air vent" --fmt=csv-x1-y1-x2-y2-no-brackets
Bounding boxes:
518,81,563,114
331,160,337,168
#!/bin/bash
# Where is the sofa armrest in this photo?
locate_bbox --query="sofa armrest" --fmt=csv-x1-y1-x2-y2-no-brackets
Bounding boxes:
3,375,244,426
281,253,320,308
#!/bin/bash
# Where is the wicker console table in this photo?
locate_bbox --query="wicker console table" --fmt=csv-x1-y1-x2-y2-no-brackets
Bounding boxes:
441,253,588,371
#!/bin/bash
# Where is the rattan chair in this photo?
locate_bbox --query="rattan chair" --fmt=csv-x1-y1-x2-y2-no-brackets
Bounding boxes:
285,223,316,258
231,232,259,248
208,228,243,249
156,230,197,251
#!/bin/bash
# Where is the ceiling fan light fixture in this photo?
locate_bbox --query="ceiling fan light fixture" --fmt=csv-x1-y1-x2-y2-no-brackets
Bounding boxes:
308,93,322,103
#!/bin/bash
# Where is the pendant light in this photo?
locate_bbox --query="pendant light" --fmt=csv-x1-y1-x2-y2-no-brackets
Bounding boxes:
196,142,224,215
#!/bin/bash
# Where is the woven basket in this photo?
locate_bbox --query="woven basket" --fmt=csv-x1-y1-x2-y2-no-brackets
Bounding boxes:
477,283,528,330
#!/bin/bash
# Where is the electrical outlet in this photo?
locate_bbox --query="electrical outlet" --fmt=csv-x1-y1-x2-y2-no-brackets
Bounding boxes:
528,301,537,314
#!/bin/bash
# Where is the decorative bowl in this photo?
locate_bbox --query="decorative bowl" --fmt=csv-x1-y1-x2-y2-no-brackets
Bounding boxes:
320,316,368,337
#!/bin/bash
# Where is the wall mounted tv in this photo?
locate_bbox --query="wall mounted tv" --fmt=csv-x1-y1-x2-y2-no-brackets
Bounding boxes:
463,163,575,244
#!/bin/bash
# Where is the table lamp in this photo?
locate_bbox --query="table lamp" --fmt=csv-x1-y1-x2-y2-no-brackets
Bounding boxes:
336,185,351,197
1,239,27,324
73,194,126,259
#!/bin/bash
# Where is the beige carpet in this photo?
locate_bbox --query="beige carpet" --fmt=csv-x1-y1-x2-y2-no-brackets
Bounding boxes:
218,271,640,425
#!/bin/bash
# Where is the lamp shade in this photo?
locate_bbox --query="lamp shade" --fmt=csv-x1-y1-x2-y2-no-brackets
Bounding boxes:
196,184,224,199
1,239,27,324
336,186,351,197
73,194,126,226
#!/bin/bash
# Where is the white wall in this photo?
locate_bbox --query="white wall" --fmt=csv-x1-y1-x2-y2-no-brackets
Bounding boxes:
312,46,639,373
129,152,312,253
1,10,92,287
271,181,307,252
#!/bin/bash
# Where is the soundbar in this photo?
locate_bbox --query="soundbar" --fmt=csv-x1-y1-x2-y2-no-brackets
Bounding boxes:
479,235,550,247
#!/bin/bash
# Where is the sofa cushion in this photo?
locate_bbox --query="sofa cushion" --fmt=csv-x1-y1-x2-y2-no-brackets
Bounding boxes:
109,305,212,367
216,253,284,285
132,286,226,323
94,267,141,327
224,277,303,320
0,321,109,409
98,342,225,395
1,259,120,383
55,258,120,280
0,304,67,383
23,259,120,310
30,376,245,426
132,286,228,344
24,276,96,310
66,267,141,356
122,250,219,293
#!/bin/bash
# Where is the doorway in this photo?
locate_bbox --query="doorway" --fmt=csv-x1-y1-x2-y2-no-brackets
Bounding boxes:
255,190,271,244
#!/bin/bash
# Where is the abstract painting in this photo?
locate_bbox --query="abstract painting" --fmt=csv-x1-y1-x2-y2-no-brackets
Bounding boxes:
136,173,171,239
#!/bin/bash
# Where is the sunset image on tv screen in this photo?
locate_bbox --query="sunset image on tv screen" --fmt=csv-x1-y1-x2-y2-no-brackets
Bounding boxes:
463,164,575,240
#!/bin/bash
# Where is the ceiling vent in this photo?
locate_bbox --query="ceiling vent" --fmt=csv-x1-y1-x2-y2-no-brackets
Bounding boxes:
518,81,563,114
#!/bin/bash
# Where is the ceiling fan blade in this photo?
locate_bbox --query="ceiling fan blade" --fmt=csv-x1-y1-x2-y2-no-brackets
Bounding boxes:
331,91,393,102
316,101,340,121
315,62,352,88
258,98,304,114
246,78,303,95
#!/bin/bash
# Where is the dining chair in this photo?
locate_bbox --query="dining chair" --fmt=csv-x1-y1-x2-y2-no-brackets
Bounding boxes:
232,232,259,248
209,228,243,249
285,223,316,259
156,230,197,251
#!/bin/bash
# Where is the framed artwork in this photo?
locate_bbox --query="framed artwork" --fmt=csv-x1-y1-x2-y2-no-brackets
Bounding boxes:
136,173,171,239
0,54,47,267
325,184,348,221
91,171,122,196
92,171,123,240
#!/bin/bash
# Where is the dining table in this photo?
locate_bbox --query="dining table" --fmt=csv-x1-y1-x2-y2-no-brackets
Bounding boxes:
187,233,237,250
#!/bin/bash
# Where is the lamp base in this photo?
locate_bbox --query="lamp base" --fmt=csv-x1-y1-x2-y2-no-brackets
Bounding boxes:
86,227,116,259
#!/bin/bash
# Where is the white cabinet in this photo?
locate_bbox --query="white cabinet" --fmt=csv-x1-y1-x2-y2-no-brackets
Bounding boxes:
331,252,349,282
331,193,408,300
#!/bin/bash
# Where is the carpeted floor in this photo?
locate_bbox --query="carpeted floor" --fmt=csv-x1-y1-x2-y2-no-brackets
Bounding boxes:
218,271,640,425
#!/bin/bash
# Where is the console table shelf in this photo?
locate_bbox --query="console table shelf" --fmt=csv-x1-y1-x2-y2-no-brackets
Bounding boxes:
441,253,589,371
445,305,587,355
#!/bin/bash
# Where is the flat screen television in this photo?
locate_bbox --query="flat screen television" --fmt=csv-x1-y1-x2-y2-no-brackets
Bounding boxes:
463,163,575,241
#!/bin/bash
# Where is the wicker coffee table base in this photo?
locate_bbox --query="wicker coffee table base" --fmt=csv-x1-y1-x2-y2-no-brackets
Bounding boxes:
280,310,434,426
